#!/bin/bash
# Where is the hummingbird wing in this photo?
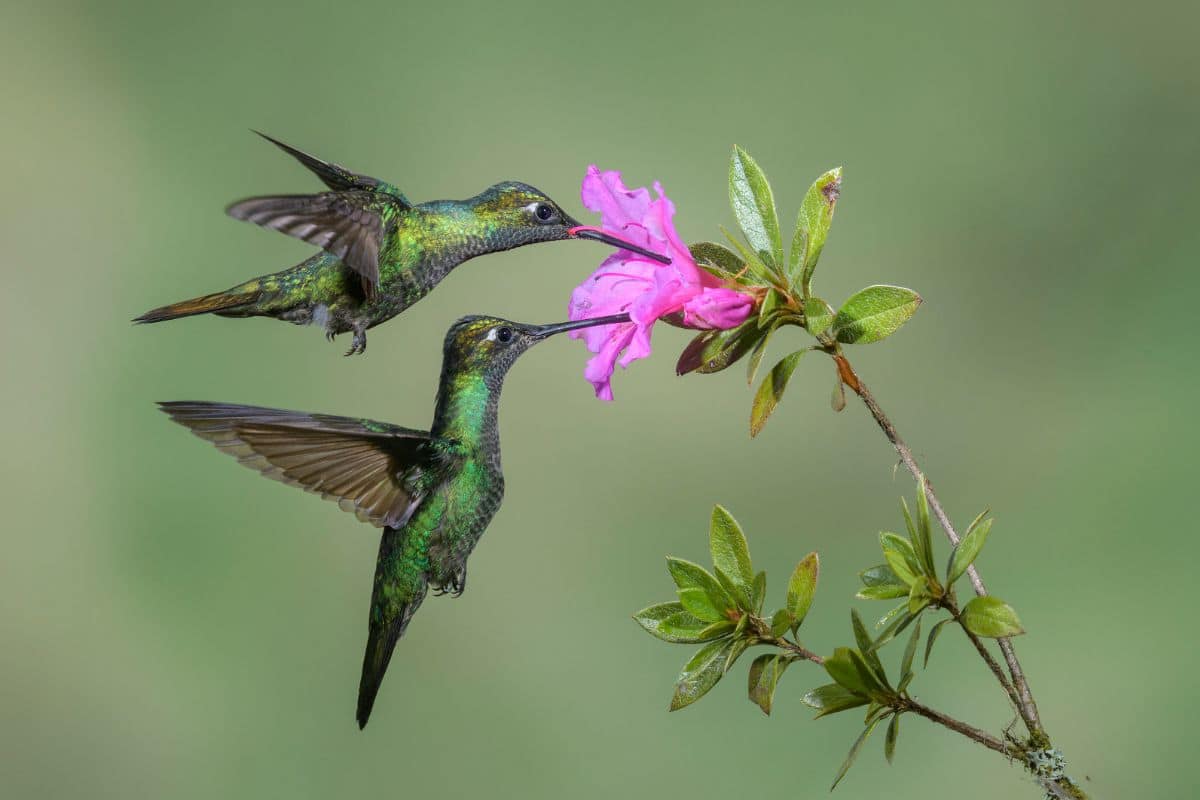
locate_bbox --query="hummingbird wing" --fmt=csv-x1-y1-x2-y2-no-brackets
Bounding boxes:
160,402,456,529
251,131,411,202
225,190,396,299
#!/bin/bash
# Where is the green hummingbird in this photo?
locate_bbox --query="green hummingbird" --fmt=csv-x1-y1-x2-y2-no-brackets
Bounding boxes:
134,132,666,354
158,311,629,728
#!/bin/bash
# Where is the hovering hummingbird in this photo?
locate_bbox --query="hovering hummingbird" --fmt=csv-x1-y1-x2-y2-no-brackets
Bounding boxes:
134,132,668,354
159,311,629,728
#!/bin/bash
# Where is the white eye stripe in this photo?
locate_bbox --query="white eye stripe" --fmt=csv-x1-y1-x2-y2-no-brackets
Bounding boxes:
486,327,500,341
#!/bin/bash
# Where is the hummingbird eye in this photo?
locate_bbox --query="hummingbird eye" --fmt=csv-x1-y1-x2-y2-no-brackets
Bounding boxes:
532,203,557,223
494,326,514,343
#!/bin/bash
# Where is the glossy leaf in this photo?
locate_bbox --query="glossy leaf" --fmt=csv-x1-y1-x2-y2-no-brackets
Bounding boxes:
751,570,767,614
884,713,901,764
724,636,753,672
670,638,735,711
633,602,688,640
709,505,754,588
720,225,776,285
962,596,1025,638
791,167,843,295
872,607,916,652
924,617,952,667
668,558,732,618
913,478,937,577
747,653,790,715
856,583,910,601
833,285,922,345
880,532,920,585
804,295,835,336
824,648,868,694
676,319,762,375
947,517,993,586
689,241,746,282
851,610,889,689
859,563,905,588
907,577,931,615
802,683,869,718
677,587,723,623
786,552,820,630
770,608,792,636
750,349,806,437
713,566,753,614
831,715,882,790
729,146,783,269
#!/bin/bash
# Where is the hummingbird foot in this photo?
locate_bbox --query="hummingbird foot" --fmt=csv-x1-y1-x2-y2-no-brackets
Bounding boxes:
343,325,367,357
432,568,466,598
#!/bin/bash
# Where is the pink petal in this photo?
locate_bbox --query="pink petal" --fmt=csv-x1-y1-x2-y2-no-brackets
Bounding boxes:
681,287,755,329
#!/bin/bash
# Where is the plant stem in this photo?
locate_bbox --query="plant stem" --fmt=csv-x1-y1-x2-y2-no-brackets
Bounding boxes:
900,698,1012,756
942,600,1022,711
832,353,1045,741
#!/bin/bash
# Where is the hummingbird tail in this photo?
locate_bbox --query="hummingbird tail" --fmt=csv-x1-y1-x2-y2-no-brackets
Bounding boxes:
357,543,429,730
133,288,262,324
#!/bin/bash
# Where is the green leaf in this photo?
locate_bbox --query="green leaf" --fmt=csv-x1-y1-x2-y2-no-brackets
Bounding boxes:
747,654,790,715
856,583,910,601
832,285,923,345
670,638,735,711
752,571,767,614
907,577,931,615
770,608,792,637
899,617,922,686
689,241,746,281
859,563,905,588
791,167,842,295
913,479,937,577
947,517,993,586
677,587,723,623
729,145,783,269
850,610,889,689
884,713,900,764
724,635,753,672
668,558,733,619
720,225,776,285
786,552,819,629
750,349,806,437
875,601,909,631
804,295,835,336
801,683,869,718
633,602,733,643
924,617,952,667
823,648,868,694
961,596,1025,638
872,607,916,652
633,602,687,640
709,505,754,589
880,532,921,584
676,318,762,376
757,287,782,326
831,715,882,790
713,567,755,615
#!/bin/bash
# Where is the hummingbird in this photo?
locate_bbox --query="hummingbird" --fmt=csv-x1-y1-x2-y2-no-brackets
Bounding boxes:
158,311,629,728
134,132,667,355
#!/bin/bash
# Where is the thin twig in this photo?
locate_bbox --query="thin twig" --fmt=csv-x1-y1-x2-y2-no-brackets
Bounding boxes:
942,600,1022,710
833,353,1045,741
901,698,1013,756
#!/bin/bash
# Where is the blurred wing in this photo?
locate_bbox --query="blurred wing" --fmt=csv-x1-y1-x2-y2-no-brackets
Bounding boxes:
226,190,393,297
160,402,454,528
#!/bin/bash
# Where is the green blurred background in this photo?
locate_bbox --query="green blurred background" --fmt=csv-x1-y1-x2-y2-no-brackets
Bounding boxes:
2,1,1196,797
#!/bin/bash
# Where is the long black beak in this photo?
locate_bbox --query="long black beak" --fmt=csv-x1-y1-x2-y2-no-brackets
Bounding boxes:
529,313,631,339
569,226,672,265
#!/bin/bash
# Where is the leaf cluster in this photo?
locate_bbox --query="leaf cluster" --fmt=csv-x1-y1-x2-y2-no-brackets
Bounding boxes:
677,147,923,436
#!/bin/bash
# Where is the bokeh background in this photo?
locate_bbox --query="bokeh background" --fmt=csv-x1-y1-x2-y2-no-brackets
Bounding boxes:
3,1,1197,797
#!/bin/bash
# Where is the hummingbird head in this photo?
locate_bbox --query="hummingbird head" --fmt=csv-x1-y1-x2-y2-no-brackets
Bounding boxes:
442,313,632,384
471,182,670,264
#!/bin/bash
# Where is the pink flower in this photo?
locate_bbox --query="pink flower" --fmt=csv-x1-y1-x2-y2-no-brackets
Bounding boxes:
568,166,756,400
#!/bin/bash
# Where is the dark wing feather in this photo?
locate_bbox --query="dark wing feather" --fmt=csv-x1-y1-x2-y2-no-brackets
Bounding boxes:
160,402,451,529
253,130,382,193
225,191,386,296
